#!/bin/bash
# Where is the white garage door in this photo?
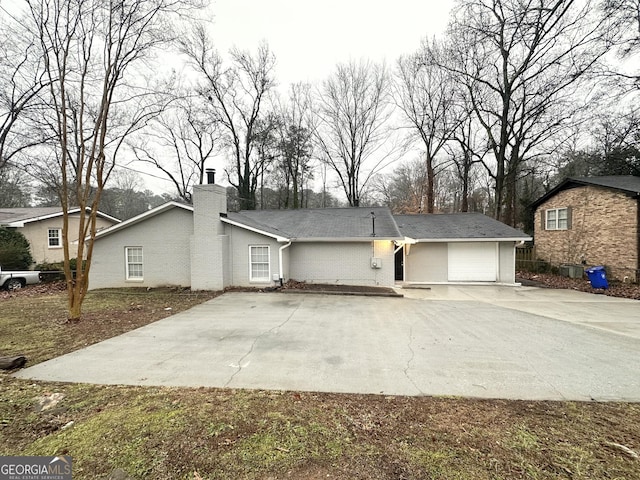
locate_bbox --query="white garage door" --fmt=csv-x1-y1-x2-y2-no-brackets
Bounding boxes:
448,242,497,282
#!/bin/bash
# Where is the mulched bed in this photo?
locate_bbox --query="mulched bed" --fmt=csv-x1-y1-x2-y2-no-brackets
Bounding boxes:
281,280,401,296
517,271,640,300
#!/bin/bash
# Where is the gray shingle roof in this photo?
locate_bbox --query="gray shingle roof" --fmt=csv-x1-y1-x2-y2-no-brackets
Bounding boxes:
394,213,531,240
571,175,640,193
531,175,640,208
0,207,120,226
0,207,64,224
225,207,402,240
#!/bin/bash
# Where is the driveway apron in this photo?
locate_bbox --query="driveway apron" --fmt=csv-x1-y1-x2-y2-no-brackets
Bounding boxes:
15,289,640,401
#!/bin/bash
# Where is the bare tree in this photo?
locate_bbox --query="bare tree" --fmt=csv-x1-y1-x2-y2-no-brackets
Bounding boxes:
272,83,315,209
27,0,197,321
131,97,218,203
604,0,640,91
313,59,394,207
252,112,280,209
445,102,489,212
0,165,31,207
372,157,429,213
0,11,50,171
444,0,614,226
395,39,461,213
99,169,167,220
181,27,276,210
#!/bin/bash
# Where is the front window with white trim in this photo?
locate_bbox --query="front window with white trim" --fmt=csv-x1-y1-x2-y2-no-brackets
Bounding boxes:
545,208,568,230
249,245,270,282
125,247,144,280
48,228,61,247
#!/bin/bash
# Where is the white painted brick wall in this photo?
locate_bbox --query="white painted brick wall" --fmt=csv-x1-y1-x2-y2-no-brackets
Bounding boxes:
226,225,282,287
289,240,395,286
89,208,193,290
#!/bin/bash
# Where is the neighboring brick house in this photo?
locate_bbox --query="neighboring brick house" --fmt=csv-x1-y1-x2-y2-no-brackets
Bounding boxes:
531,176,640,281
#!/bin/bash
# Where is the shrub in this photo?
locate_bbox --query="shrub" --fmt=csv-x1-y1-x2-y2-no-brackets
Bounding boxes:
35,261,64,271
0,227,34,270
35,258,85,272
35,258,85,282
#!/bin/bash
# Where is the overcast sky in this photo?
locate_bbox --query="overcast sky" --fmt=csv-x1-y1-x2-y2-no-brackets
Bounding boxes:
132,0,457,194
206,0,456,86
2,0,457,195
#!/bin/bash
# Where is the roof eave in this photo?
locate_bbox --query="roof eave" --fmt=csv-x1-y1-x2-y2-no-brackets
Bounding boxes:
221,217,289,242
410,237,532,243
4,207,120,227
291,236,403,242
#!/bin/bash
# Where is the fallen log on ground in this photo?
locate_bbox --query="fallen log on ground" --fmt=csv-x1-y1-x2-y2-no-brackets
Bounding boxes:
0,356,27,370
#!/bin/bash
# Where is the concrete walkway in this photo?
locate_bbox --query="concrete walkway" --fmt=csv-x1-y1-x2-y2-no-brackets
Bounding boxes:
15,287,640,401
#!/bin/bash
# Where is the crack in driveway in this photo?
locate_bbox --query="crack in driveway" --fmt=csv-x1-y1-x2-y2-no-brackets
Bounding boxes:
404,320,425,395
224,299,302,387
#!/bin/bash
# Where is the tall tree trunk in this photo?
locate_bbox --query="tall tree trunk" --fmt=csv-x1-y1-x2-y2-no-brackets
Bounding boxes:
461,158,470,212
503,167,519,227
426,157,435,213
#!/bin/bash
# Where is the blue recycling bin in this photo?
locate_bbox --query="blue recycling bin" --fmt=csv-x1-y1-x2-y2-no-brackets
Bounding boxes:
585,266,609,289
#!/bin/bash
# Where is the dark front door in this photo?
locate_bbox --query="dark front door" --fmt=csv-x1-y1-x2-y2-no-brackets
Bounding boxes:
394,247,404,281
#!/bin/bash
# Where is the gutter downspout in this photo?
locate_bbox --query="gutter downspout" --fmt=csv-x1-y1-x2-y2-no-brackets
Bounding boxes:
278,241,292,287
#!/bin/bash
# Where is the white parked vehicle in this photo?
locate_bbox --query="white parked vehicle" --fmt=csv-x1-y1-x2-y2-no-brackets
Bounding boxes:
0,266,41,290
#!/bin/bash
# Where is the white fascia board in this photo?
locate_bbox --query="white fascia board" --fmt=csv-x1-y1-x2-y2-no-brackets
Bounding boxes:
290,236,402,243
4,209,69,227
397,237,418,245
221,217,289,242
411,237,532,243
89,202,193,241
95,211,122,224
6,207,121,227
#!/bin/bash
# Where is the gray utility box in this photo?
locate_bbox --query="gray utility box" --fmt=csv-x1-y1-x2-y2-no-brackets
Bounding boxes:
559,264,584,279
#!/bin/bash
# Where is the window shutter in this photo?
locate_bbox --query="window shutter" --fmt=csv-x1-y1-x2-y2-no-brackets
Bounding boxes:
566,207,572,230
541,210,546,230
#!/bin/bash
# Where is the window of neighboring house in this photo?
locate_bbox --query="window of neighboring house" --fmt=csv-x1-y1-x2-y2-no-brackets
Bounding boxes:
249,245,270,282
125,247,144,281
545,207,569,230
48,228,62,248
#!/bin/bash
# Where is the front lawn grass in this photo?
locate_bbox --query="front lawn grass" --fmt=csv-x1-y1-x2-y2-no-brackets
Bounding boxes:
1,285,639,479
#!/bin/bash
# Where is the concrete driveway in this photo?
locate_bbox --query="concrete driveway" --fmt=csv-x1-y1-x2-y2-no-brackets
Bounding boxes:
16,286,640,401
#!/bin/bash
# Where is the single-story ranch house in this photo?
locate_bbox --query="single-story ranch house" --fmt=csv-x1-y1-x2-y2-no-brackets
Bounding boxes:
88,182,531,290
0,207,119,265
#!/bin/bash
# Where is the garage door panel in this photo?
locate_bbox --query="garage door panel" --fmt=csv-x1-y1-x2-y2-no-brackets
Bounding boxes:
448,242,497,282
